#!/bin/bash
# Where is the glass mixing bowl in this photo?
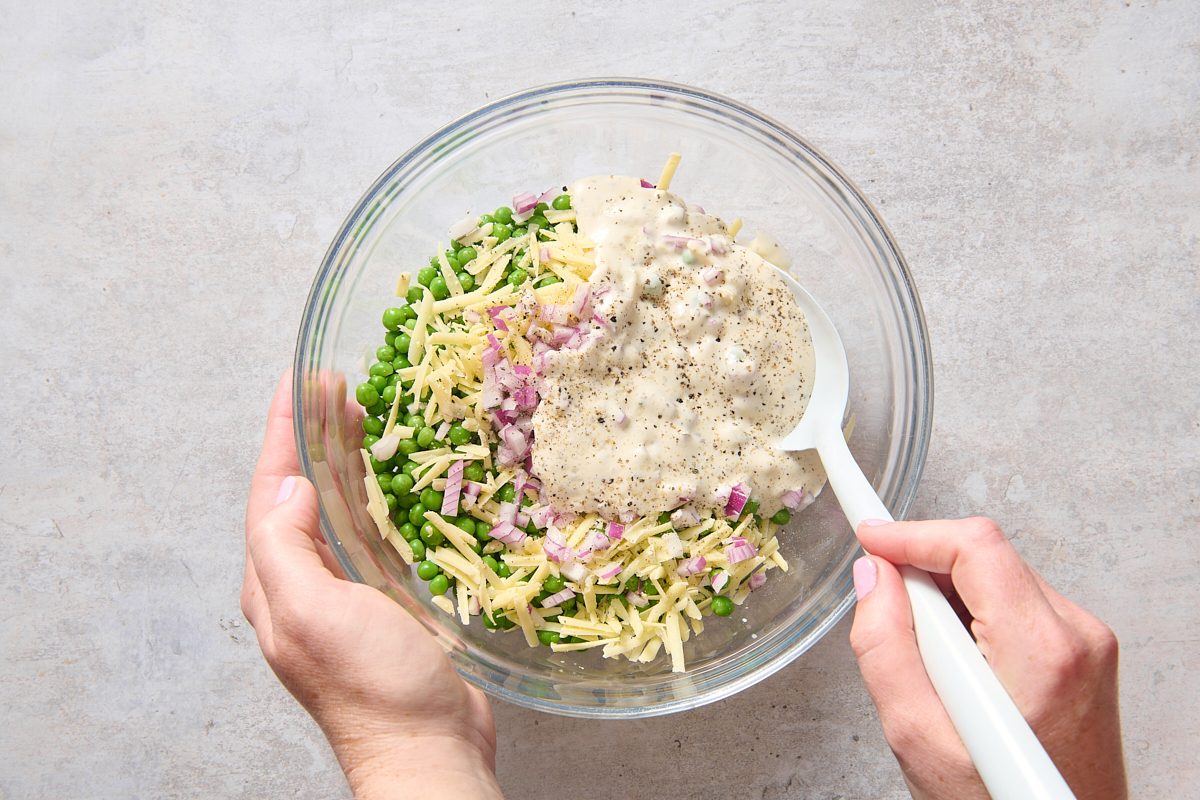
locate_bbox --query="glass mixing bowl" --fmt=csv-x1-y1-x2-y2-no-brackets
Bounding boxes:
293,78,932,718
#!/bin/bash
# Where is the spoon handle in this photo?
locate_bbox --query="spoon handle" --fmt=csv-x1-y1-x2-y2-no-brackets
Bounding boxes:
815,430,1076,800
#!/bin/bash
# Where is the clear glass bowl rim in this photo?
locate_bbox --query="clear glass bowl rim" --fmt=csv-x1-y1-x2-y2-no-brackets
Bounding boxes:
293,77,933,718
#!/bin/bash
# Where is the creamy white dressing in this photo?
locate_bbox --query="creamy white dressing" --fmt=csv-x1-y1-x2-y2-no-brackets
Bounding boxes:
531,176,825,520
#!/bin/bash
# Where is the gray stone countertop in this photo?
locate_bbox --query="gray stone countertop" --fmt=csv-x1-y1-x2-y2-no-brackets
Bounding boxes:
1,2,1196,798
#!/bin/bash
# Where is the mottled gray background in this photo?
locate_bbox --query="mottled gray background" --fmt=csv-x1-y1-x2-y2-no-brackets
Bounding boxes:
2,1,1197,798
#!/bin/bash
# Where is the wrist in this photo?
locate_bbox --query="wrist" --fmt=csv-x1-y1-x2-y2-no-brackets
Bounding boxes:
331,730,502,800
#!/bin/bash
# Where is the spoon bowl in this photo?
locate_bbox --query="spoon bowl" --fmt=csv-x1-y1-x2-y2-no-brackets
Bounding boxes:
771,266,1076,800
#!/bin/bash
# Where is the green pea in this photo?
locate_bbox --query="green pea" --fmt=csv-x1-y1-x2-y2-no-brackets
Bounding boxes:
448,424,471,446
771,508,791,525
512,226,528,238
464,462,485,482
428,574,450,596
398,522,418,541
384,493,398,512
744,499,760,516
376,345,396,362
403,413,423,428
482,613,498,630
366,400,387,417
369,361,394,378
537,630,561,646
644,582,659,596
375,473,393,493
405,286,424,305
420,487,443,510
362,434,380,450
407,503,427,526
544,575,565,594
384,331,397,347
397,439,419,457
393,354,411,370
416,427,435,448
482,555,499,574
402,460,420,476
456,246,477,264
560,598,577,613
417,560,440,580
368,456,389,474
455,517,476,537
711,596,734,617
552,194,571,210
417,267,438,287
363,416,384,436
390,473,414,495
397,492,419,509
493,225,511,243
475,524,491,542
399,304,417,322
469,538,482,555
382,307,405,330
368,375,387,393
393,332,412,353
456,272,475,292
421,523,444,547
403,318,416,330
355,382,380,407
409,539,426,561
495,562,511,578
496,483,516,503
478,213,494,225
507,269,528,287
493,206,513,224
528,215,549,230
381,384,397,405
534,274,562,288
430,276,449,300
657,512,672,525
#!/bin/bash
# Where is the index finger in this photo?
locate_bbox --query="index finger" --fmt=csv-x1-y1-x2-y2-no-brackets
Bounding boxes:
856,517,1057,640
246,371,302,531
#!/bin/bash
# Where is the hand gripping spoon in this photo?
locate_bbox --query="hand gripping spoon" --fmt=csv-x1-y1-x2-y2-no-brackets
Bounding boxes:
773,268,1075,800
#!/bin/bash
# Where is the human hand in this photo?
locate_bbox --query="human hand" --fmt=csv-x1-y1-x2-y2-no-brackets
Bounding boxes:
241,373,503,800
850,517,1126,800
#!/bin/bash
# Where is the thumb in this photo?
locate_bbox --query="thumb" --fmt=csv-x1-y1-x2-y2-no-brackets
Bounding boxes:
849,555,957,745
247,476,330,601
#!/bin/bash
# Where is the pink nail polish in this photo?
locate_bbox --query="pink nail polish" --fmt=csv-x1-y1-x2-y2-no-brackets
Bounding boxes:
861,518,889,527
275,476,297,506
853,557,877,600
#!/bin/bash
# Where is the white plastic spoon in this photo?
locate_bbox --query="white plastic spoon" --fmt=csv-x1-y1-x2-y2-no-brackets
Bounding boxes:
774,268,1075,800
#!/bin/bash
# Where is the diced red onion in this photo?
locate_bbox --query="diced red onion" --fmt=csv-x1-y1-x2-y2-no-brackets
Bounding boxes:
441,459,463,516
536,187,557,206
605,521,624,540
701,267,724,285
486,333,502,352
487,306,509,332
497,501,518,525
514,363,532,377
725,541,758,565
661,234,693,250
513,191,537,215
468,595,481,615
435,420,450,441
688,203,706,214
639,179,655,189
516,511,529,527
782,488,814,511
514,386,538,410
676,556,707,577
709,235,728,255
724,482,751,518
464,309,481,323
539,246,550,263
369,430,402,461
490,520,526,545
538,304,571,326
543,529,572,563
748,572,767,591
597,563,622,581
448,214,478,242
561,561,587,582
500,426,527,455
625,590,649,608
711,571,730,594
542,588,575,607
529,505,555,529
570,283,590,317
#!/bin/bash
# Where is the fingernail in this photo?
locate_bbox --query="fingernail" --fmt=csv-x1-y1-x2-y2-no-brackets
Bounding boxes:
861,518,889,527
853,557,877,600
275,476,297,506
